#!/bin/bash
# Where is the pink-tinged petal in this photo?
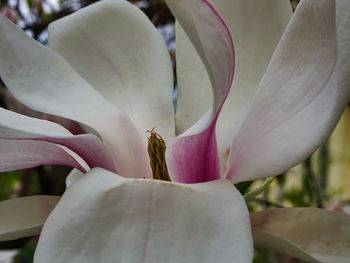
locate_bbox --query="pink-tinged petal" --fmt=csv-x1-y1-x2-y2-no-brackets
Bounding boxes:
0,107,116,173
4,89,84,135
35,168,253,263
48,0,175,143
0,14,151,179
165,0,234,183
251,208,350,262
176,0,292,174
227,0,350,182
0,139,87,172
0,196,60,241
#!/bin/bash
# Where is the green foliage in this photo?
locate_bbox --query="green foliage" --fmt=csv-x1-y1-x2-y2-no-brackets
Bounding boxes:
235,180,253,195
253,248,271,263
13,239,37,263
284,187,311,207
244,178,275,201
275,173,286,186
0,169,42,202
0,171,21,201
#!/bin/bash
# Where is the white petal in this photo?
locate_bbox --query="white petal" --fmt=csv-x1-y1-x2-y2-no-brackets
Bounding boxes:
48,0,175,142
3,89,84,135
0,250,18,263
0,196,60,241
227,0,350,182
35,168,253,263
65,168,84,189
0,14,151,179
251,208,350,263
175,0,292,173
0,14,112,124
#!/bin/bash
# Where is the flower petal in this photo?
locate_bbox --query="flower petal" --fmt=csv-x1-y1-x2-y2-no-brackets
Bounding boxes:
227,0,350,182
0,139,88,172
48,0,175,143
165,0,234,183
0,250,18,263
35,168,253,263
65,169,84,189
251,208,350,262
4,89,84,135
0,196,60,241
175,0,292,174
0,107,116,172
0,14,151,179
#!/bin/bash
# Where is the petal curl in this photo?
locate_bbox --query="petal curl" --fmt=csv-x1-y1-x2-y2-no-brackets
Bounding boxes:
0,139,87,172
251,208,350,263
0,107,116,172
65,169,84,189
35,168,253,263
175,0,292,174
48,0,175,143
0,14,151,179
4,89,84,135
165,0,234,183
227,0,350,182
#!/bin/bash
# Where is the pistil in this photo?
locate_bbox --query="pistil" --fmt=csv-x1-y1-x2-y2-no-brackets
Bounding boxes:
147,128,171,182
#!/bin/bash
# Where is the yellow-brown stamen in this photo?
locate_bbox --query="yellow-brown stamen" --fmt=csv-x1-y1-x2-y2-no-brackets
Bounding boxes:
147,128,171,182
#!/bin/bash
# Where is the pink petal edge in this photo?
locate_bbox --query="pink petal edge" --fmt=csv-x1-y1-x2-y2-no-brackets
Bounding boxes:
0,108,116,173
166,0,235,183
0,139,87,173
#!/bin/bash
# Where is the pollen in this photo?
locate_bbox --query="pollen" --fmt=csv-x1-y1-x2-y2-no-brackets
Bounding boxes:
147,128,171,182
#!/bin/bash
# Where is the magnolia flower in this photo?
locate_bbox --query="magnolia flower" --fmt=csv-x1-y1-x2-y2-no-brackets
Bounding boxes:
0,0,349,262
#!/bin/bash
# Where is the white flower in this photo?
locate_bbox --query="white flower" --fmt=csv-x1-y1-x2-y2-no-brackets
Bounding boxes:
0,0,349,262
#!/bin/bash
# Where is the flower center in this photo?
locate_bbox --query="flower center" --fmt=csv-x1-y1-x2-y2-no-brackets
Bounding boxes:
147,129,171,182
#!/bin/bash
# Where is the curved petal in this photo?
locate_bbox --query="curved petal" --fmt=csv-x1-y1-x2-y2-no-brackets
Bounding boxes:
4,89,84,135
0,196,60,241
253,230,320,263
175,0,292,174
227,0,350,182
251,208,350,263
48,0,175,143
0,139,87,172
0,107,116,172
165,0,234,183
65,169,85,189
35,168,253,263
0,14,151,179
